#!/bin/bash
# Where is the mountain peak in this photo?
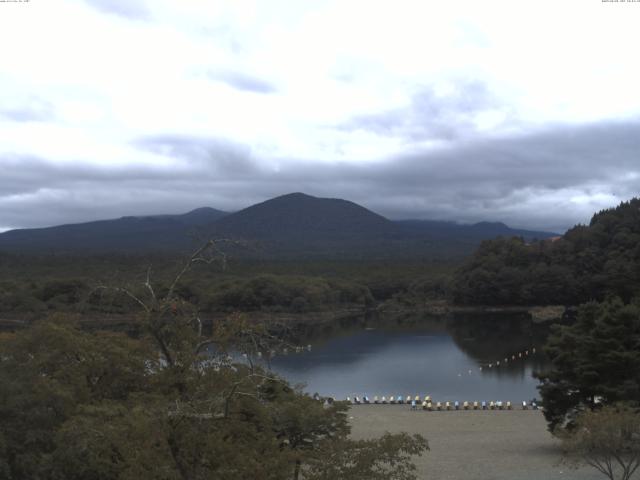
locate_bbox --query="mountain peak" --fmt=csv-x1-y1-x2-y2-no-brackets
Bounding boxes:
276,192,313,199
210,192,393,242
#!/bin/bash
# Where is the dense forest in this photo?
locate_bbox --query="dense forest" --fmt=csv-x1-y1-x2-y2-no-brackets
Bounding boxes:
0,243,429,479
0,253,452,321
3,198,640,322
452,198,640,306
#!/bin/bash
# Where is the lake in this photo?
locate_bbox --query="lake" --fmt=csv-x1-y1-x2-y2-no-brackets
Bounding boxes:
268,312,550,403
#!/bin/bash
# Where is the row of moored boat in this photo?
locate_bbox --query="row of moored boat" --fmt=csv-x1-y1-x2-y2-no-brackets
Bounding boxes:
346,395,540,410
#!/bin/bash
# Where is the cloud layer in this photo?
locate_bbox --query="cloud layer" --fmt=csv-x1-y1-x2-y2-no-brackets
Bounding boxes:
2,119,638,233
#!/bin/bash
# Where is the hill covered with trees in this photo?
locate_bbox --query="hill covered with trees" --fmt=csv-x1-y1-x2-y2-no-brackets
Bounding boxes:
452,198,640,306
0,193,556,259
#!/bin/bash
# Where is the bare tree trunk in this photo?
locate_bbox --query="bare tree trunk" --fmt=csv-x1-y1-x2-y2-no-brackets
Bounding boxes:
293,458,301,480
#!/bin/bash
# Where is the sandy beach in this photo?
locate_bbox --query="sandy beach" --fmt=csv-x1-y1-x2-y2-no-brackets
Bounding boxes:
349,405,602,480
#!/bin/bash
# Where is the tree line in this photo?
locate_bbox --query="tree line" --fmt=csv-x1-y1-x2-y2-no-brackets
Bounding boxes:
452,198,640,306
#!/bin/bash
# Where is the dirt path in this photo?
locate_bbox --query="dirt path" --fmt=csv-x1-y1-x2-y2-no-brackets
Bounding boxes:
348,405,602,480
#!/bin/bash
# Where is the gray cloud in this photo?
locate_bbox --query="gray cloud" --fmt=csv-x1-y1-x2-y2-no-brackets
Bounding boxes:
83,0,149,20
134,135,260,176
0,98,55,122
205,70,278,94
1,120,639,232
342,80,509,142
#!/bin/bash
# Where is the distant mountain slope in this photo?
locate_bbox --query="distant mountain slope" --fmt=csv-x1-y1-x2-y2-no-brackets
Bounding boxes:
396,219,555,243
210,192,396,240
0,193,558,258
0,207,228,253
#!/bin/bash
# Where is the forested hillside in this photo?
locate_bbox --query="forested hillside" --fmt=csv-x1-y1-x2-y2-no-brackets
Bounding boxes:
0,193,556,259
452,198,640,305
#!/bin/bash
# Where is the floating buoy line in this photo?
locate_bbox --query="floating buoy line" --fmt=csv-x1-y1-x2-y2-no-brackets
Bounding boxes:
233,344,541,411
481,347,537,371
327,346,541,410
449,346,538,379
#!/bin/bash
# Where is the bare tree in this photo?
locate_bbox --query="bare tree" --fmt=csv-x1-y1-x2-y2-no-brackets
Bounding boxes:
560,404,640,480
96,239,297,419
96,239,235,365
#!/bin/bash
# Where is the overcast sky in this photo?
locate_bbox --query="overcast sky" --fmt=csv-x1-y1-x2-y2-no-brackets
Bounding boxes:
1,0,639,233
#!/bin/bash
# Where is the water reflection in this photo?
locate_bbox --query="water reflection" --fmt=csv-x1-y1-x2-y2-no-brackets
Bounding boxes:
269,312,550,402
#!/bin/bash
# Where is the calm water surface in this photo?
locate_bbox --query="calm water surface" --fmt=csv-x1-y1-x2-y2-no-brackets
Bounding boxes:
269,314,549,402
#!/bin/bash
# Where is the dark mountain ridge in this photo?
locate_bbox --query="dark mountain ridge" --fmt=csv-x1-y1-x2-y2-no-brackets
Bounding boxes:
210,193,396,240
0,207,228,253
396,219,553,243
0,193,558,257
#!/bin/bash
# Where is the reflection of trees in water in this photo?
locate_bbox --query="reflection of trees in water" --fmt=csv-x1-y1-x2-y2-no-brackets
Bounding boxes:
290,310,448,347
446,312,550,379
271,310,551,381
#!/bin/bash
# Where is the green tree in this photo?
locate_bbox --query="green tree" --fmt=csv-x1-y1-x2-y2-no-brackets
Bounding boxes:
0,317,152,479
452,198,640,306
536,299,640,432
0,241,429,480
